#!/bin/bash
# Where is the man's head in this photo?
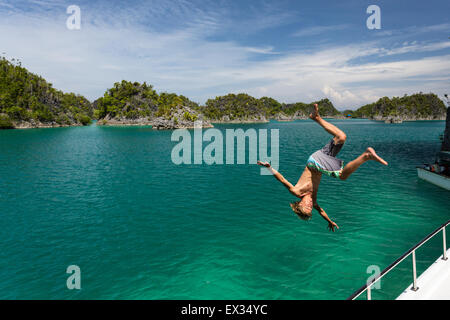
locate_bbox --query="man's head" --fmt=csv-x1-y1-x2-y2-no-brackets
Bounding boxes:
290,194,313,220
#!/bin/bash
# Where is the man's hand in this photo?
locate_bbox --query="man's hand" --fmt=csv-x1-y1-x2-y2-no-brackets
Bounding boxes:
257,160,271,168
328,220,339,232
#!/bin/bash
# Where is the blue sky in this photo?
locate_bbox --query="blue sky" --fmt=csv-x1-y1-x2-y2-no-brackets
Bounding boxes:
0,0,449,109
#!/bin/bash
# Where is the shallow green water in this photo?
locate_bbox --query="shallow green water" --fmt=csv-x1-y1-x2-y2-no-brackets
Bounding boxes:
0,119,448,299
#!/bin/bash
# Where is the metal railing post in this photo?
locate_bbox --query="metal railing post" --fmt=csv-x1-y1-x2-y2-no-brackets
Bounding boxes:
411,250,419,291
348,220,450,300
443,226,448,261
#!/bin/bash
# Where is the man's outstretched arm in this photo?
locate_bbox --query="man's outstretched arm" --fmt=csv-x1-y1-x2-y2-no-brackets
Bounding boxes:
313,203,339,232
257,161,294,192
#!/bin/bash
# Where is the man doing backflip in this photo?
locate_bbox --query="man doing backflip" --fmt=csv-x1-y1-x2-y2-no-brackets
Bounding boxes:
258,104,388,231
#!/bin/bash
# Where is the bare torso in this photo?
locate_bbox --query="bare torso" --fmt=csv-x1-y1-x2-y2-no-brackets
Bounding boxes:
290,166,322,199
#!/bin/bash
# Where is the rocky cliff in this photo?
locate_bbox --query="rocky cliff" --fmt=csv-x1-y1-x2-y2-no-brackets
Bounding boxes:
95,80,212,129
201,95,340,123
0,57,93,129
352,93,446,121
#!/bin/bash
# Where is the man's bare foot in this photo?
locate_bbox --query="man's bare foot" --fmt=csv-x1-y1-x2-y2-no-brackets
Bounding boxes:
365,147,388,165
309,103,320,121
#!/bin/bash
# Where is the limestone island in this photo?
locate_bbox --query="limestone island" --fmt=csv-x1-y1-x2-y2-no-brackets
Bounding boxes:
0,57,447,130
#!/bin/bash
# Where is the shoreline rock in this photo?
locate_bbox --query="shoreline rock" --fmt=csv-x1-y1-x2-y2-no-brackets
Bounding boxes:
209,114,269,124
5,116,445,130
210,119,269,124
98,106,214,130
4,120,88,129
372,115,446,122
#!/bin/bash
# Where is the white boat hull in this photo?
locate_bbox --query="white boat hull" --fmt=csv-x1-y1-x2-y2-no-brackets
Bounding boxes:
417,168,450,190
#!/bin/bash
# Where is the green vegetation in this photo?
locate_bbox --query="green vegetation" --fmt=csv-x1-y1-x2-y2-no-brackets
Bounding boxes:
277,98,340,117
312,98,342,116
260,97,283,116
183,111,197,122
202,93,267,120
95,87,342,124
201,94,340,120
352,93,446,119
0,114,13,129
95,80,199,121
156,92,199,118
0,57,93,128
1,57,445,129
94,80,157,120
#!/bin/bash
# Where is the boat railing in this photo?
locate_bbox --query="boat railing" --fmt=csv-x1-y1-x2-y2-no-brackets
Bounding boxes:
348,219,449,300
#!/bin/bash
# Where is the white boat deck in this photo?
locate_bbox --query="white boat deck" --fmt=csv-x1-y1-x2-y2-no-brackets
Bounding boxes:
397,249,450,300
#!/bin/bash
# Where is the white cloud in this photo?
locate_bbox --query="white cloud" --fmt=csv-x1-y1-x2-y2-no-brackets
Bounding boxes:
0,4,449,110
292,24,350,37
228,43,450,109
381,41,450,56
244,46,280,55
415,23,450,33
322,86,361,106
374,22,450,38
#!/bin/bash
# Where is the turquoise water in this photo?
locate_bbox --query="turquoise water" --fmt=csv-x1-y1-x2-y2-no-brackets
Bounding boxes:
0,119,448,300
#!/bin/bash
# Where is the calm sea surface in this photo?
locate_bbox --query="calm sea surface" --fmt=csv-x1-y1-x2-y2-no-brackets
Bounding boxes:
0,119,448,299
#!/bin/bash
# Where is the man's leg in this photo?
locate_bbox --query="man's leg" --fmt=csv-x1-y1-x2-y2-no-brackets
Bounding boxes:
310,104,346,144
340,147,388,180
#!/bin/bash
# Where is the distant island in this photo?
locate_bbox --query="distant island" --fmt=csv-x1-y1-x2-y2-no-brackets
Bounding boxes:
351,93,447,123
0,57,447,130
93,80,212,129
201,94,341,123
0,57,93,129
94,82,345,128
